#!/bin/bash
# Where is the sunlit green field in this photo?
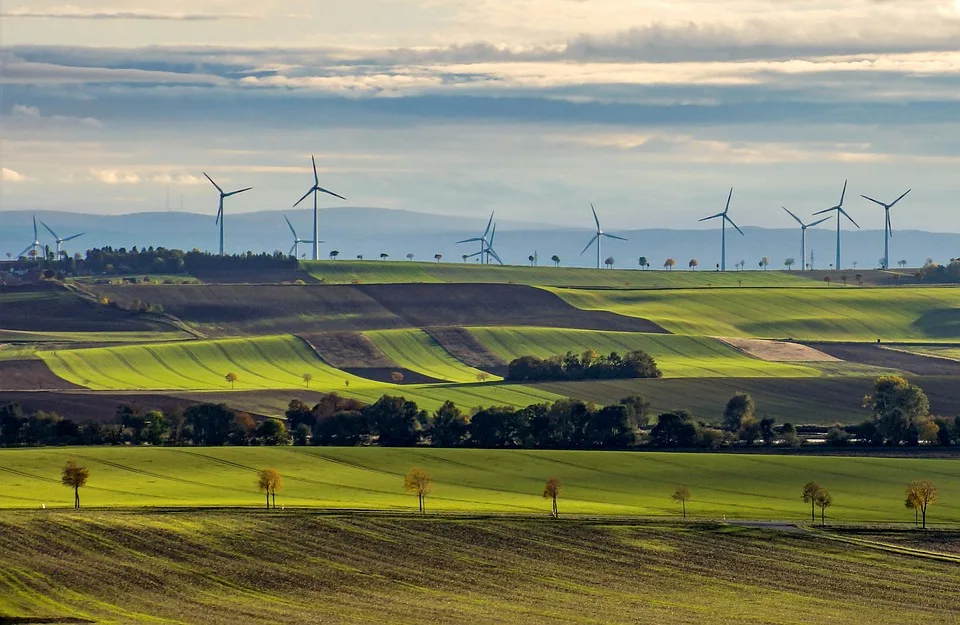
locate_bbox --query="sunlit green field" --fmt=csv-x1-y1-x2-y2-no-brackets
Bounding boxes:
551,286,960,340
469,326,820,378
364,328,501,382
894,345,960,361
2,447,957,523
303,260,816,287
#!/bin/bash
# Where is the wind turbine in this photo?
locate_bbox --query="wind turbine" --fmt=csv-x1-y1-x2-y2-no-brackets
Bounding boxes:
580,204,627,270
284,215,318,259
860,189,911,270
814,180,859,270
782,208,830,271
204,172,252,256
465,221,503,265
17,216,41,260
456,212,494,264
293,155,346,261
698,188,742,272
39,220,83,258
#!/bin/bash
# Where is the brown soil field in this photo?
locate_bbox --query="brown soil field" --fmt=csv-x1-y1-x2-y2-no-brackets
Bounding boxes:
188,267,320,284
0,391,203,423
0,284,172,333
425,326,506,369
720,337,839,362
0,361,82,392
87,283,665,335
340,367,443,384
301,332,394,368
809,343,960,375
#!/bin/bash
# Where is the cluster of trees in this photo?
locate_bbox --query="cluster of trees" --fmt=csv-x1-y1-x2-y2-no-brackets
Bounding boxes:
506,350,662,382
917,258,960,284
77,247,299,275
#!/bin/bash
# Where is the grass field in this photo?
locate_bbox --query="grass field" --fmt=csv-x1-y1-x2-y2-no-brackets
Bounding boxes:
552,285,960,340
1,447,957,523
303,260,818,287
363,328,501,382
3,512,958,624
0,329,189,343
469,326,820,378
894,345,960,361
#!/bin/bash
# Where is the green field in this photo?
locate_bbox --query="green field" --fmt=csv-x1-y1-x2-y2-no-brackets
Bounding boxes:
469,326,820,378
2,447,957,523
303,260,817,287
4,512,958,624
0,329,189,343
364,328,501,382
894,345,960,361
552,286,960,340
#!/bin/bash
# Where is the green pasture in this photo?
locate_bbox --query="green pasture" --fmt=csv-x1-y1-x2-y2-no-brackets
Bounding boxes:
0,329,189,343
364,328,501,382
893,345,960,361
552,285,960,340
1,447,957,524
469,326,819,378
303,260,815,288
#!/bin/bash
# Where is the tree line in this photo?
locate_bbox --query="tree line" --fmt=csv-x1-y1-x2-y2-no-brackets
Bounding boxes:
506,349,662,382
38,246,299,276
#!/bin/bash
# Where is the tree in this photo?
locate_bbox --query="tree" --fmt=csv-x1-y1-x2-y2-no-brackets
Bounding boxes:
723,392,755,431
61,460,89,509
664,258,676,271
356,254,363,261
391,371,405,384
824,276,832,287
784,258,795,270
855,273,863,287
543,477,560,518
671,486,691,518
840,274,848,286
225,372,238,389
404,467,431,513
476,371,490,383
380,253,388,260
638,256,648,270
462,254,469,263
406,253,414,261
329,250,340,260
650,411,699,448
528,254,536,266
905,480,939,529
302,373,313,389
257,468,283,509
865,375,931,445
905,490,921,526
604,256,615,269
434,253,442,263
814,488,833,526
759,257,769,271
429,401,469,447
738,260,745,271
780,422,800,447
801,481,823,522
551,254,560,267
688,258,698,271
899,259,907,269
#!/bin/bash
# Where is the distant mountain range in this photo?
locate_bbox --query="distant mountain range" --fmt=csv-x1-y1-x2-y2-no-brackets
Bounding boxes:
1,208,957,270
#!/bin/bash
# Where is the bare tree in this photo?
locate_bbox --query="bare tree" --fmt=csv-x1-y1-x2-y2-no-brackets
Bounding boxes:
404,467,432,513
905,481,939,529
802,481,823,522
225,372,238,389
61,460,89,509
543,477,560,518
257,468,283,509
814,489,832,526
671,487,691,519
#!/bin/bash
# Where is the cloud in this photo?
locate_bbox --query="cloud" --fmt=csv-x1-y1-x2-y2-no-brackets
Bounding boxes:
8,102,103,128
1,7,257,21
91,169,141,184
0,53,227,85
152,173,203,185
0,168,27,182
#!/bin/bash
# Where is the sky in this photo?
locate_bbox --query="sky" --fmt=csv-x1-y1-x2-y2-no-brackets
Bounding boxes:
3,0,960,231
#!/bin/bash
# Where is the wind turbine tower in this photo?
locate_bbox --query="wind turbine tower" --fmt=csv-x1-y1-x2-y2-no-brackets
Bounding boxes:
781,207,830,271
293,155,346,261
813,180,859,270
698,188,743,271
284,215,317,259
456,212,494,264
204,172,252,256
860,189,911,270
580,204,627,269
40,220,84,258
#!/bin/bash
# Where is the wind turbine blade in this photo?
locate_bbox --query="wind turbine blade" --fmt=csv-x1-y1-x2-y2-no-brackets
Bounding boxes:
886,211,893,236
487,248,504,265
289,243,297,257
456,237,483,244
782,207,804,226
839,208,860,229
812,207,836,216
465,250,484,259
590,204,601,231
293,188,313,207
889,189,911,207
699,213,724,222
859,194,886,208
224,186,253,197
839,180,847,206
725,215,745,236
483,212,494,237
39,220,58,240
807,216,831,228
580,235,599,256
284,215,297,237
603,233,628,241
316,186,346,201
17,244,33,258
203,172,224,194
724,187,733,214
489,224,496,245
312,155,319,186
33,216,38,240
215,198,223,225
62,233,84,242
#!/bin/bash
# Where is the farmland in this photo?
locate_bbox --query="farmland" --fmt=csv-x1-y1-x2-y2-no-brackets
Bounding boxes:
552,285,960,340
3,513,959,625
364,328,501,382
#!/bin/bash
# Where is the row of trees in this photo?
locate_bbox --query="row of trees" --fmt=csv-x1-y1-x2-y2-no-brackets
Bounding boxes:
78,247,298,275
506,350,662,382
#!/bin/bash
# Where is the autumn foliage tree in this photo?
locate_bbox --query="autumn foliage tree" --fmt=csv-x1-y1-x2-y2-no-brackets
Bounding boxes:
404,467,432,513
905,480,939,529
257,468,283,509
672,486,691,519
225,372,238,389
61,460,89,509
802,481,823,522
543,477,561,518
814,488,833,526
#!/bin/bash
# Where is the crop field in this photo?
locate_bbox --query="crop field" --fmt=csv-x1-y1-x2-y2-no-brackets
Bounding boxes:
469,326,820,378
552,285,960,340
894,345,960,361
3,513,958,625
1,447,958,523
363,328,501,382
0,287,175,333
303,260,818,287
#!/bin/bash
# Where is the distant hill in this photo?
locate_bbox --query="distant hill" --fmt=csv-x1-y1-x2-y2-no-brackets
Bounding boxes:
1,207,956,269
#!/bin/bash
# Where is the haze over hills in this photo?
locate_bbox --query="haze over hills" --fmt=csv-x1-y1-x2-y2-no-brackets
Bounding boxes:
1,208,956,270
